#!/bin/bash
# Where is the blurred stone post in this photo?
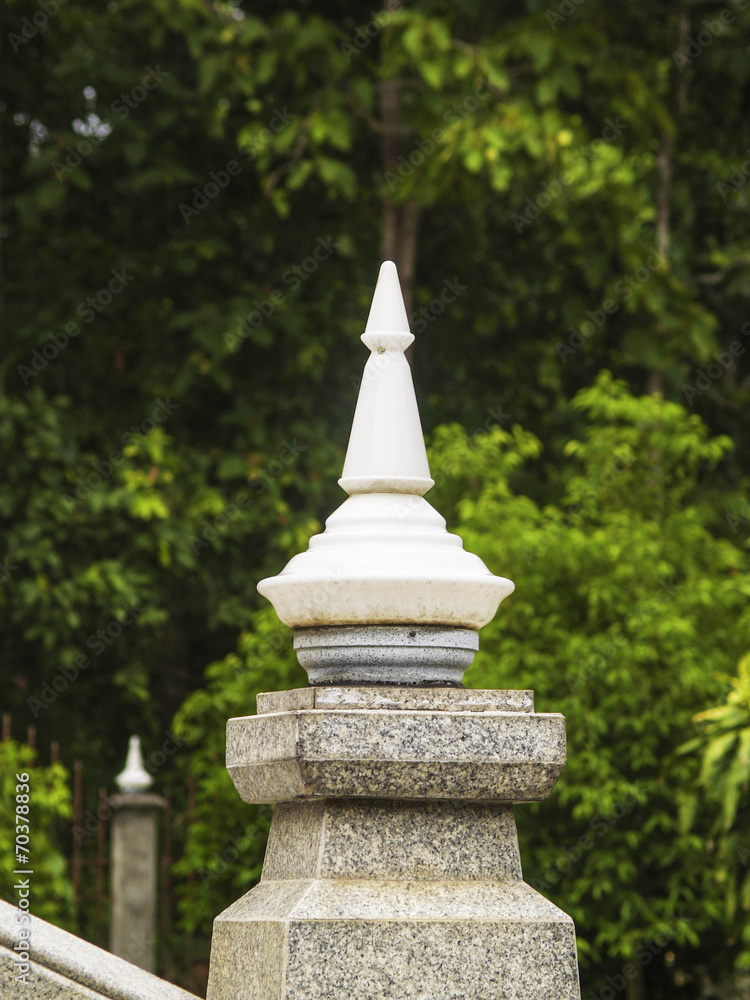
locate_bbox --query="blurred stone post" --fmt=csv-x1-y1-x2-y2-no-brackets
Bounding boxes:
109,735,165,973
206,262,582,1000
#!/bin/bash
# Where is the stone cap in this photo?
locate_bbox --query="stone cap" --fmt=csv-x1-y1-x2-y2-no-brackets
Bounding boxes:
256,686,534,715
0,900,198,1000
227,688,565,805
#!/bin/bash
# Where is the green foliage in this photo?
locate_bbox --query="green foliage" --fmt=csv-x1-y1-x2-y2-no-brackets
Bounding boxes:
0,741,74,927
171,607,305,934
172,377,750,993
0,381,320,781
680,654,750,967
427,375,750,986
3,0,750,991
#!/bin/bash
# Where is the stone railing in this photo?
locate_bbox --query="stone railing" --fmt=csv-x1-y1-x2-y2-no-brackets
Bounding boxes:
0,899,198,1000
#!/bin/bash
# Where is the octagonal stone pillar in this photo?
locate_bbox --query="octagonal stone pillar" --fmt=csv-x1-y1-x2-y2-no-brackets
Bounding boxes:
205,262,582,1000
207,688,579,1000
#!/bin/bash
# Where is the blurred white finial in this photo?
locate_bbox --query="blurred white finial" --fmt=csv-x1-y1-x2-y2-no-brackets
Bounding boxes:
115,736,153,794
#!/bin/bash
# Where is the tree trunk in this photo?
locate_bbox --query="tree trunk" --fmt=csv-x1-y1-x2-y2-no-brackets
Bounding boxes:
650,0,689,396
379,76,419,314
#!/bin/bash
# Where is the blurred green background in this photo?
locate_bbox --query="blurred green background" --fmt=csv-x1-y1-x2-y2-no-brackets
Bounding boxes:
2,0,750,996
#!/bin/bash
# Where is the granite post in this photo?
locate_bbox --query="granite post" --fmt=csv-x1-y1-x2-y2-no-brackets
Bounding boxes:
206,262,582,1000
110,736,165,973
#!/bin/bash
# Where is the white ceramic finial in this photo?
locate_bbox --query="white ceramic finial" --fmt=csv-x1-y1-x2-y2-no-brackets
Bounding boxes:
362,260,412,349
115,736,153,794
339,261,433,496
257,261,515,643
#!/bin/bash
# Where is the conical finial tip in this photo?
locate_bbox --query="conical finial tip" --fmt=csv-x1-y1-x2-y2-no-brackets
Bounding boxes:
363,259,412,348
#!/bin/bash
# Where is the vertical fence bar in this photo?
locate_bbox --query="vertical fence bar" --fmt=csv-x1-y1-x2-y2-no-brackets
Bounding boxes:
50,741,59,765
186,770,196,976
72,760,83,907
160,796,172,978
2,714,11,742
186,771,195,888
96,787,108,946
26,725,36,750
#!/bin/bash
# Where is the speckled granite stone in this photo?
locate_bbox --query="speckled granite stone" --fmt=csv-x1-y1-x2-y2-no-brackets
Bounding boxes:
295,711,563,764
208,689,581,1000
284,917,579,1000
226,706,565,804
256,686,535,715
262,800,522,881
0,900,198,1000
232,758,565,804
206,921,283,1000
1,943,104,999
207,879,579,1000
